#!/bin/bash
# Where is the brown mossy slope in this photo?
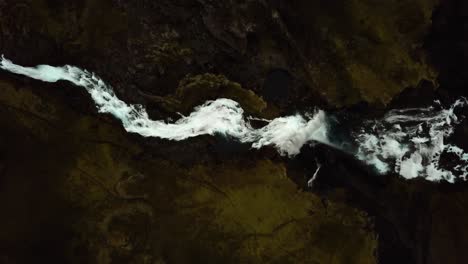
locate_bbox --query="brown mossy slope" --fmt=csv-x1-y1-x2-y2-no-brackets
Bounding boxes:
0,79,376,263
0,0,438,110
140,73,268,115
274,0,438,106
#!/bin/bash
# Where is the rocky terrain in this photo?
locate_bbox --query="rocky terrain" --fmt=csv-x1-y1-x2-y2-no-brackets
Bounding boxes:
1,0,468,263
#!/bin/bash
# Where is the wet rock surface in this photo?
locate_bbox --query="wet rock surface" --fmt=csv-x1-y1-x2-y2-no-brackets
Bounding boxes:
1,0,468,263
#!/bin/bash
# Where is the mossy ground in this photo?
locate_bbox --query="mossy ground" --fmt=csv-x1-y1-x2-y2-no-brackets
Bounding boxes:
0,0,438,110
281,0,438,107
0,78,376,263
0,0,447,263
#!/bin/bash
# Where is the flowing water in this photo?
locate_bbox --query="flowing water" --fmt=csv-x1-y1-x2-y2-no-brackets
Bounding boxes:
2,56,467,182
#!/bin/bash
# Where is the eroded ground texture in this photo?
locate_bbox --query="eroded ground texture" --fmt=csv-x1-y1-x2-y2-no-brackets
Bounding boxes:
1,0,468,263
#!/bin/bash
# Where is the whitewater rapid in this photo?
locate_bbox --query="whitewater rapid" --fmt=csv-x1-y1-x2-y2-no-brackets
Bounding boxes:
2,56,468,183
0,56,329,156
354,99,468,182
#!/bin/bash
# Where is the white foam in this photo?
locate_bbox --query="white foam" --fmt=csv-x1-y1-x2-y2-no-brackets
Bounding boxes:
307,161,321,187
399,153,423,179
354,97,468,182
0,56,330,156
